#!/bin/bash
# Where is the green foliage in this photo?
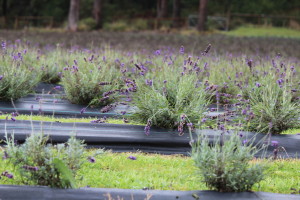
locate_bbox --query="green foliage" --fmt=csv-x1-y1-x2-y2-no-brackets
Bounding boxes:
78,18,97,31
0,49,41,101
61,53,121,106
3,133,85,189
103,20,129,32
53,158,77,189
131,56,211,129
192,131,267,192
241,75,300,134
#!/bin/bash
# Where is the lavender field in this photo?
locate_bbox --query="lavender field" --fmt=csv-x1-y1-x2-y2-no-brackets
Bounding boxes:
0,30,299,135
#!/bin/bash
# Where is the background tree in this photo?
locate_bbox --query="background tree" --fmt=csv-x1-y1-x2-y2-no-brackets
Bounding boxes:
92,0,104,29
157,0,168,18
172,0,181,28
197,0,208,31
68,0,80,31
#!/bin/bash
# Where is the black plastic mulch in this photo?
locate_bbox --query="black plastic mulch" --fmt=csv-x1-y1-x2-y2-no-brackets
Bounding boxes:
0,93,132,118
0,185,299,200
1,119,299,157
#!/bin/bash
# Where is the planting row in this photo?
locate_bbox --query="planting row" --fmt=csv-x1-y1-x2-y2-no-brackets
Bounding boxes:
0,41,299,134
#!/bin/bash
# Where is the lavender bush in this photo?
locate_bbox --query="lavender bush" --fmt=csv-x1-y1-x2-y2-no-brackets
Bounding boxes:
131,54,211,133
3,133,85,188
60,52,122,106
0,46,41,101
192,131,267,192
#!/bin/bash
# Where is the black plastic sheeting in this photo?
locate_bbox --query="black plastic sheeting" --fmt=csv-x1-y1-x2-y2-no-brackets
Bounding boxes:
1,120,299,157
1,83,229,118
0,185,299,200
34,82,63,94
0,94,131,118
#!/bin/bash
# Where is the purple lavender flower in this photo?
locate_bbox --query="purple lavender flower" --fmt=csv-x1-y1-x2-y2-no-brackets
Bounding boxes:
144,120,151,136
271,140,279,147
1,41,6,50
163,80,167,84
101,104,115,113
80,108,86,114
11,112,19,117
54,86,61,90
145,79,153,86
127,156,137,160
201,118,207,123
246,59,253,70
241,109,247,115
202,44,211,54
155,50,161,55
11,117,16,122
0,75,3,80
87,156,96,163
255,82,261,87
276,79,284,87
291,89,297,93
1,171,13,179
120,111,126,115
243,139,248,145
180,114,187,121
179,46,184,54
22,165,39,171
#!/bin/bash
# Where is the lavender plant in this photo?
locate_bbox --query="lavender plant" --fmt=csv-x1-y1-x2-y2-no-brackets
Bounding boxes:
192,131,267,192
131,55,211,133
3,133,85,188
61,54,122,106
240,73,300,134
0,48,41,101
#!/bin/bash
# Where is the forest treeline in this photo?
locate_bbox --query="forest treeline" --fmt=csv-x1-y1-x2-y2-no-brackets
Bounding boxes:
0,0,299,31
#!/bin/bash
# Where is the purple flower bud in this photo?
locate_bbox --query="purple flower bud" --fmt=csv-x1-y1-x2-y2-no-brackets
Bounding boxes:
88,156,95,163
11,117,16,122
179,46,184,54
1,41,6,50
255,82,261,87
201,118,207,123
54,86,61,90
243,139,248,145
271,140,279,147
80,108,86,114
0,75,3,80
180,114,187,121
187,123,193,128
6,173,13,179
145,79,153,86
127,156,137,160
155,50,161,55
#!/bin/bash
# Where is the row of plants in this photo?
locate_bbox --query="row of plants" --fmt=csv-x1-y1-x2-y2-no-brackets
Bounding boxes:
1,125,296,193
1,40,299,135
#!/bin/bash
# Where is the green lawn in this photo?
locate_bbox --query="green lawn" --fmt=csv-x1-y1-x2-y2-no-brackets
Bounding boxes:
0,114,144,126
222,26,300,38
0,150,299,194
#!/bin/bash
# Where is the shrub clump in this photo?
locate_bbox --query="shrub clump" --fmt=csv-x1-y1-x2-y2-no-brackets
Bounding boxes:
61,55,121,107
131,56,211,132
192,132,267,192
0,49,41,101
3,133,85,188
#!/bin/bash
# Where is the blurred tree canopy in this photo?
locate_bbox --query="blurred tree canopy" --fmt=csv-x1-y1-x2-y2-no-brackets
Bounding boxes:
0,0,299,27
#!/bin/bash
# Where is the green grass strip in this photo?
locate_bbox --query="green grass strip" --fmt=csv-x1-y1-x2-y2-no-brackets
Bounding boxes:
222,26,300,38
0,151,299,194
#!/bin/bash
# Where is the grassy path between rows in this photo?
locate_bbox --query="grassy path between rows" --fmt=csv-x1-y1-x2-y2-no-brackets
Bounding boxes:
0,151,299,194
